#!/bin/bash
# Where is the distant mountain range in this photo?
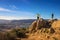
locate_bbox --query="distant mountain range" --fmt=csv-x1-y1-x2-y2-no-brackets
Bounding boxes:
0,19,36,31
0,19,11,24
0,19,36,24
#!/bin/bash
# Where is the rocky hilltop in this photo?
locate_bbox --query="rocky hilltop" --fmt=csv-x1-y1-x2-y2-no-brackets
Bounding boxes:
27,18,60,40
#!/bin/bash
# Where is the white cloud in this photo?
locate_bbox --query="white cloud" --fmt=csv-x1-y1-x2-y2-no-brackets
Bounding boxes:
0,16,17,20
0,16,35,20
0,7,35,20
0,8,11,12
9,5,17,9
12,5,17,9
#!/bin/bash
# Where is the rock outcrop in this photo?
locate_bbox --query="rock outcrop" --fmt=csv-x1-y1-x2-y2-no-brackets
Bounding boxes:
29,19,51,32
28,19,60,40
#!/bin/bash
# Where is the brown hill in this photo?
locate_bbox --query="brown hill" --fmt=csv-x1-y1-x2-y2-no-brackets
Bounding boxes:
52,20,60,28
27,19,60,40
14,19,60,40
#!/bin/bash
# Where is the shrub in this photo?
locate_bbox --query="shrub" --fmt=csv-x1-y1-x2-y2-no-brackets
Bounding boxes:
6,32,16,40
11,28,27,38
50,28,55,34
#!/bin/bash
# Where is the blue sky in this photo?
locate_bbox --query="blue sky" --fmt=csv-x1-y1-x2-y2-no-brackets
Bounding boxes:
0,0,60,20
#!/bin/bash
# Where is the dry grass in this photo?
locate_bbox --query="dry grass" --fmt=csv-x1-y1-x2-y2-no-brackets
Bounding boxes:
52,20,60,28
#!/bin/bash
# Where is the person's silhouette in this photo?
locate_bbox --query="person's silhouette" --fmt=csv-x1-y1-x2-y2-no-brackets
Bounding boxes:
51,13,54,20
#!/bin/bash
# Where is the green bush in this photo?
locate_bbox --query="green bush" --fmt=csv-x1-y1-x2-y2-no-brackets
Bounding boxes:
6,31,16,40
10,28,27,38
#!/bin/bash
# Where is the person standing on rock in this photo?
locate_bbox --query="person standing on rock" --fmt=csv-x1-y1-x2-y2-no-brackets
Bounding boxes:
37,13,40,20
51,13,54,20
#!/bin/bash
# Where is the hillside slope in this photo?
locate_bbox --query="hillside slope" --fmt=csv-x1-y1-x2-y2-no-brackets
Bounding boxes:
52,20,60,28
27,19,60,40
